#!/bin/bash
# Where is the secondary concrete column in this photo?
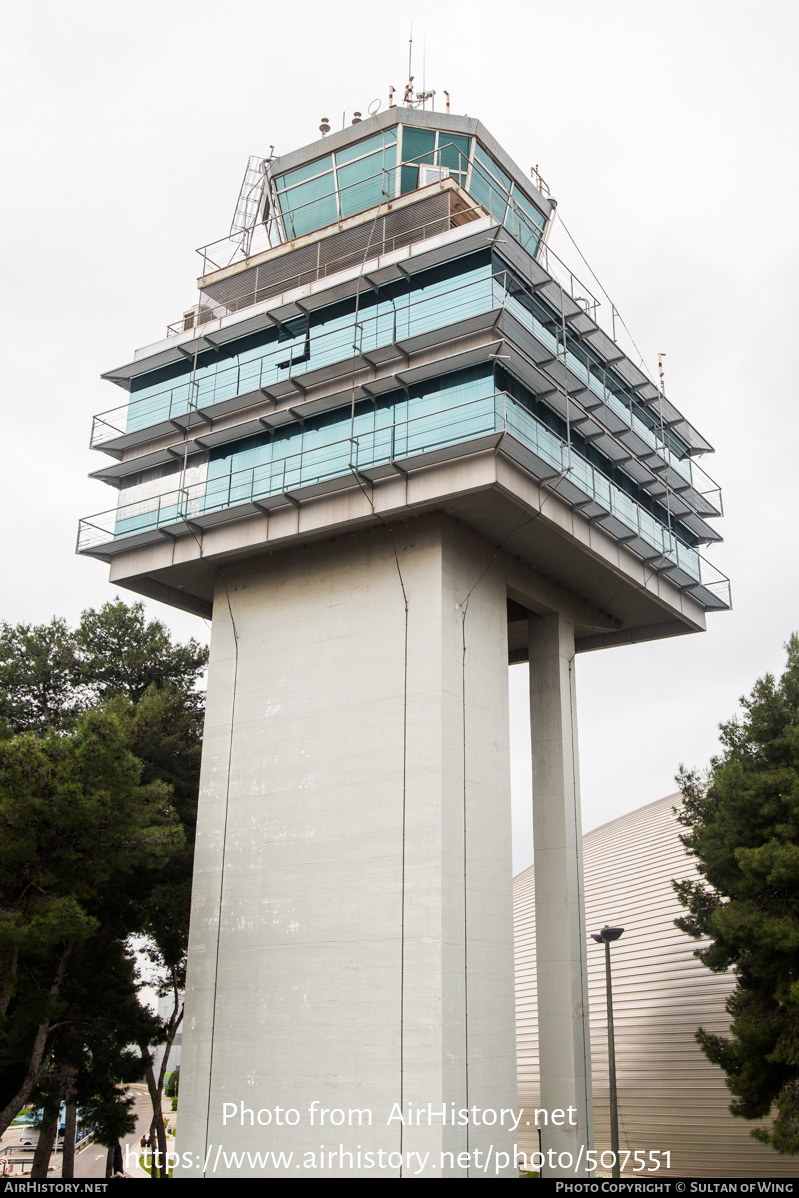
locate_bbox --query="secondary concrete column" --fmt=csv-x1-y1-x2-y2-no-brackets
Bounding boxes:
528,613,593,1176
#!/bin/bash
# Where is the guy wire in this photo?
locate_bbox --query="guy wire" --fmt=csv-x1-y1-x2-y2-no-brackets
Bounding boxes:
554,213,648,372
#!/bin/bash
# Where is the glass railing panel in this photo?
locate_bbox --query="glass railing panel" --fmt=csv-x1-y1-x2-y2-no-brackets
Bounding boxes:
126,383,191,433
122,270,495,434
504,400,565,473
499,278,705,490
96,389,727,596
356,425,394,469
502,289,559,357
568,453,595,496
607,484,639,530
114,499,180,538
675,539,701,578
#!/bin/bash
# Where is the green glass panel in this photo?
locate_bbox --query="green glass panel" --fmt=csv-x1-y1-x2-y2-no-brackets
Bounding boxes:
337,150,383,192
336,132,385,166
468,160,508,222
339,161,383,218
439,134,471,174
279,171,335,209
400,164,419,194
474,143,511,192
512,187,546,231
281,194,338,238
279,173,337,236
401,126,436,166
276,154,333,191
506,199,541,255
338,147,397,216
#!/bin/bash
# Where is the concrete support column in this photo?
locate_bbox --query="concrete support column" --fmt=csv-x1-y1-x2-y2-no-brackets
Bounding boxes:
176,519,517,1178
528,614,593,1175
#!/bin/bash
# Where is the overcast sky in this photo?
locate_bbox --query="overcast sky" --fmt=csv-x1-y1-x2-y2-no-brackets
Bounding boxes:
3,0,797,873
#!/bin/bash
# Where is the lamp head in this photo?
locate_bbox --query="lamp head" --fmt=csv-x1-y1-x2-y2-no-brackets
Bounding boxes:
592,925,624,943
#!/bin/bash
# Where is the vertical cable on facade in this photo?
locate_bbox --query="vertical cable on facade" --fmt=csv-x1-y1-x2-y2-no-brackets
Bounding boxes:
202,572,240,1171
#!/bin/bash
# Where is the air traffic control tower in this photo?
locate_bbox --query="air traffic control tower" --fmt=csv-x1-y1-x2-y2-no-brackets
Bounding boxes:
80,98,729,1178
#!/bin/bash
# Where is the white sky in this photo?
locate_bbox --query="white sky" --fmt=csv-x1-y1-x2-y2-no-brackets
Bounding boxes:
3,0,797,874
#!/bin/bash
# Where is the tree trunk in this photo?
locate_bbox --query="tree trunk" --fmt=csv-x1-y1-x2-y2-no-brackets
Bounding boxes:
61,1071,77,1180
144,979,183,1180
146,1068,168,1178
142,1056,169,1179
156,990,183,1102
0,945,72,1138
0,944,19,1016
0,1021,52,1139
105,1145,115,1179
149,1125,158,1180
30,1085,61,1179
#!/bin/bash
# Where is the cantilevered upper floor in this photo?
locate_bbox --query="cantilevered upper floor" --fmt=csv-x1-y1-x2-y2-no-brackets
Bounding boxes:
79,109,729,649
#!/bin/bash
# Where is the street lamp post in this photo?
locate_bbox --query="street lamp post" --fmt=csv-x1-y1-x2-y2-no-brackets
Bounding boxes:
591,925,624,1179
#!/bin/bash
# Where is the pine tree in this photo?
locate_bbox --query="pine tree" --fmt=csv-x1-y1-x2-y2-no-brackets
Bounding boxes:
0,707,184,1135
674,634,799,1154
0,599,207,1171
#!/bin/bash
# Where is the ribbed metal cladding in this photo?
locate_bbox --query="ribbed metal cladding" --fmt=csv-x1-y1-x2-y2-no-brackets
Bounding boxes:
514,794,796,1177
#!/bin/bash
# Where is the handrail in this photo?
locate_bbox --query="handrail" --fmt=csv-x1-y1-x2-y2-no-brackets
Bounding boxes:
194,147,549,291
94,269,506,443
78,389,730,608
91,267,723,513
167,202,483,338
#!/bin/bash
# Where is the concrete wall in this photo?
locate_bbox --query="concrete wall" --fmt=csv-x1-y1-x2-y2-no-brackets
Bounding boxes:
177,516,517,1177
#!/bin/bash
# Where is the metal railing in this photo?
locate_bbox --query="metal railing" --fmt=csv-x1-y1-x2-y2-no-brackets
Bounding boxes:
148,146,682,463
165,204,470,338
92,266,723,519
194,146,548,277
93,269,504,444
78,390,730,609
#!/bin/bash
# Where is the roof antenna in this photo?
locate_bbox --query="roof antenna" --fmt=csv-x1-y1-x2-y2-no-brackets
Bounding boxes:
422,38,426,108
658,352,667,394
404,26,414,105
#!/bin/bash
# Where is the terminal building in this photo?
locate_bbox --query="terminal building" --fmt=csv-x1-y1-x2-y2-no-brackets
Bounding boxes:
515,796,796,1179
80,96,729,1177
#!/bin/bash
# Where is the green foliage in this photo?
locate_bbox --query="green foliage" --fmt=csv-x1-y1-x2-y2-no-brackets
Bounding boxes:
74,600,208,709
165,1067,179,1099
674,634,799,1155
0,707,184,1116
0,619,85,735
61,935,164,1148
0,599,207,1144
0,599,208,735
